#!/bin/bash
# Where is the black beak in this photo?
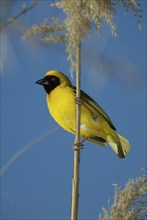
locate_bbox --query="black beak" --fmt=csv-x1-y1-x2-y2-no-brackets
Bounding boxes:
36,78,48,86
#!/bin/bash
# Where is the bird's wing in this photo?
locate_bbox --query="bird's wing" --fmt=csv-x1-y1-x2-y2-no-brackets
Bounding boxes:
73,86,116,130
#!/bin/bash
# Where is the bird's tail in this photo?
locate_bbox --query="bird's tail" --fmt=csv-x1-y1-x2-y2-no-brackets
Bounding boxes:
107,133,130,159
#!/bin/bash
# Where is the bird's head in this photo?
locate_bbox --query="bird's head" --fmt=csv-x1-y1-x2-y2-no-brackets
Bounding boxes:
36,70,72,94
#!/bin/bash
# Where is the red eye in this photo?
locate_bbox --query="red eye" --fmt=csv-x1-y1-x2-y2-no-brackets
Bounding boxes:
51,77,56,81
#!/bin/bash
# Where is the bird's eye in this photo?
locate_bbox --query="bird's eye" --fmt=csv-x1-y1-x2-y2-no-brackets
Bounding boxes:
51,77,56,82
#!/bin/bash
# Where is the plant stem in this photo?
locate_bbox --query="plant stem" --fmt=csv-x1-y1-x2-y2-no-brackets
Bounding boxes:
0,0,38,31
71,42,81,220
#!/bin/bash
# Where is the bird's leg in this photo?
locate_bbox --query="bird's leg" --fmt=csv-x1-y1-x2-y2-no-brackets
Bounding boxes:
72,136,88,151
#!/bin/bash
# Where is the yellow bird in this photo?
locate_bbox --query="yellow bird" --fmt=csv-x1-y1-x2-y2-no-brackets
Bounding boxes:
36,70,130,158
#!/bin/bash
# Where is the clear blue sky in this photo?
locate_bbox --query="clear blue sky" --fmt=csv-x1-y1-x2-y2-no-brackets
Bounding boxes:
1,1,146,219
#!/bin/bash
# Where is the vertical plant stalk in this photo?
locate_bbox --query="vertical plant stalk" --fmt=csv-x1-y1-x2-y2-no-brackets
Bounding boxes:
71,42,81,220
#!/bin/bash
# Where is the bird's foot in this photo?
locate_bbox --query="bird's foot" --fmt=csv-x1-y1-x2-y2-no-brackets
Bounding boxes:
75,97,82,105
72,143,84,151
72,136,88,151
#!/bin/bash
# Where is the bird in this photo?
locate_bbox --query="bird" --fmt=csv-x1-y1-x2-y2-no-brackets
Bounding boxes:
36,70,130,158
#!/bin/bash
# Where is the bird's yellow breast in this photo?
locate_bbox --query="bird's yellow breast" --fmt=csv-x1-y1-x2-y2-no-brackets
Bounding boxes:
47,86,76,133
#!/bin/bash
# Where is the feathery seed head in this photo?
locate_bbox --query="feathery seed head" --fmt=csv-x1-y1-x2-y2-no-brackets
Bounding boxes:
99,169,147,220
23,0,142,74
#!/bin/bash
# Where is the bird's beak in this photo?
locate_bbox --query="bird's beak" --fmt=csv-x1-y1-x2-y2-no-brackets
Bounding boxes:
36,78,48,86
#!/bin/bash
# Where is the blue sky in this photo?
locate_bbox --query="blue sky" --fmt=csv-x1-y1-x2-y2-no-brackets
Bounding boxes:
1,0,146,219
